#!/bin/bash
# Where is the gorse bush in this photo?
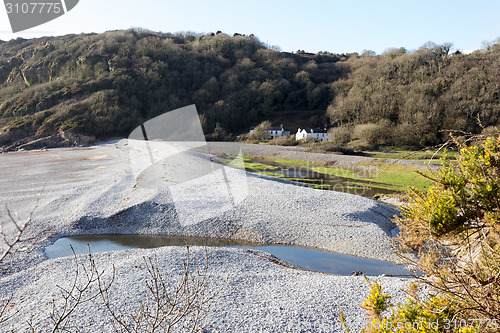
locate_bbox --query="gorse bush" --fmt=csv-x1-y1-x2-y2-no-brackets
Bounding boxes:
397,134,500,266
360,280,483,333
329,126,351,145
351,133,500,332
361,277,392,321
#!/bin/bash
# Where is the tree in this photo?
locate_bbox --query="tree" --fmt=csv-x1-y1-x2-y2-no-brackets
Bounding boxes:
251,120,272,140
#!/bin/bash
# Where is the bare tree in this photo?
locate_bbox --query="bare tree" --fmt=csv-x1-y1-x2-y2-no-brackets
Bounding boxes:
97,246,224,333
0,195,50,262
0,194,51,328
49,247,114,332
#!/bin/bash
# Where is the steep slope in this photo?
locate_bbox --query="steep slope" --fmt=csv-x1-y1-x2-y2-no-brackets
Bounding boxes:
0,30,342,149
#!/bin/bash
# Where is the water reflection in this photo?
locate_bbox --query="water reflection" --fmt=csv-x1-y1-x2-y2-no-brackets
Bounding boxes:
45,235,414,277
225,157,398,198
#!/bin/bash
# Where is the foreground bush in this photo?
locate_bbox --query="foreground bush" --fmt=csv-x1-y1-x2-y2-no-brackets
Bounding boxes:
347,133,500,332
357,279,483,333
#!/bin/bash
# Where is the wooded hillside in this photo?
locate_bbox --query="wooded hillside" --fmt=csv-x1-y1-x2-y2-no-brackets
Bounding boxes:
328,42,500,148
0,29,498,149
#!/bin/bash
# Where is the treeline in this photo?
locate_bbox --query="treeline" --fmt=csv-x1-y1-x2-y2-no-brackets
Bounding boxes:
0,30,499,149
0,29,342,144
328,42,500,148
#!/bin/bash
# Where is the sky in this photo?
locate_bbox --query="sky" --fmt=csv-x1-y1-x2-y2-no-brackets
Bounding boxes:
0,0,499,54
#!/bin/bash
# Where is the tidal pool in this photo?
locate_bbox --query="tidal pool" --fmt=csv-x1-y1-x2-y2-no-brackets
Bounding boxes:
45,235,413,277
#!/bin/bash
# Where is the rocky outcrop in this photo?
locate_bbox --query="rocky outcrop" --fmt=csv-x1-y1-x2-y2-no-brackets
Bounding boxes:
0,130,95,152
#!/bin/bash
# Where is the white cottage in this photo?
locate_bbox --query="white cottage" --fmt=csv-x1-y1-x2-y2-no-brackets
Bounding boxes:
295,128,333,142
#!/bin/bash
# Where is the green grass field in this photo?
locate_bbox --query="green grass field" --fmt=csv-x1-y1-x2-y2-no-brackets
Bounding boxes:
352,162,433,191
359,149,457,164
312,164,432,192
217,154,434,195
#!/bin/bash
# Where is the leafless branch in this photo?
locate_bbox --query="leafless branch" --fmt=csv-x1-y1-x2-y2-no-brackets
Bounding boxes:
49,245,114,333
0,193,51,262
97,245,225,333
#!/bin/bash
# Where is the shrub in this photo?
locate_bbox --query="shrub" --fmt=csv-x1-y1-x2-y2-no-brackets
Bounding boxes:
330,126,352,145
359,280,480,333
396,135,500,319
268,135,297,146
346,138,374,151
250,120,272,141
393,122,422,148
349,134,500,333
482,126,499,137
351,120,393,148
353,123,379,144
305,142,356,155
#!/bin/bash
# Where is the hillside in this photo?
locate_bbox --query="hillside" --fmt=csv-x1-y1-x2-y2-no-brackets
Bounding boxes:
0,30,498,150
327,43,500,148
0,30,342,150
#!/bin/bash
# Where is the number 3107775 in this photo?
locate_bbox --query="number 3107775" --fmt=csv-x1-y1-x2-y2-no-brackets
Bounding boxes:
5,2,63,14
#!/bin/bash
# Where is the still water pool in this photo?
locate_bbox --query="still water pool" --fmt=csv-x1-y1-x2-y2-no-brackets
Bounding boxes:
45,235,413,277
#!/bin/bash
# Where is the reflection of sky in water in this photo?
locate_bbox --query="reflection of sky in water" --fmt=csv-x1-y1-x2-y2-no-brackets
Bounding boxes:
270,169,311,178
239,246,411,276
46,235,412,277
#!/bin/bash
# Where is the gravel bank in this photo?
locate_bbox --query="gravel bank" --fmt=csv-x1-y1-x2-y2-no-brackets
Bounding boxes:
0,139,401,273
0,140,411,332
0,246,410,332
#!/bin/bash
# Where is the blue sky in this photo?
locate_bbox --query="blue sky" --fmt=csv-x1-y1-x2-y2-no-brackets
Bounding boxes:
1,0,499,54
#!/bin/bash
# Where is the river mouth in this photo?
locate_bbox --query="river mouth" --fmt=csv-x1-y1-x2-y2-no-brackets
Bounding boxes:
45,235,413,277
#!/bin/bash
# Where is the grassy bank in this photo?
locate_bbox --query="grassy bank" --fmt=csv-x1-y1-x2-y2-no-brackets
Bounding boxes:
361,149,457,163
313,163,432,192
252,155,432,192
217,154,432,196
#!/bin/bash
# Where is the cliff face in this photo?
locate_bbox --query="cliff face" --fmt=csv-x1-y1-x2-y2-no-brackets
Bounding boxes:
0,130,95,152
